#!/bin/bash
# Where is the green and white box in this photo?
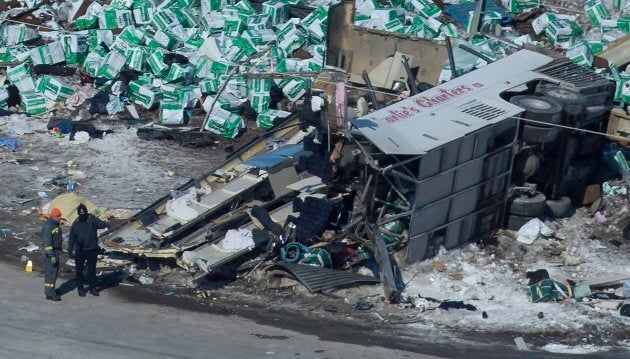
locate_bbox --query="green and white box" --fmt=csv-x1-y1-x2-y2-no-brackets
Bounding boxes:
201,0,225,13
118,26,146,46
36,75,75,101
247,14,271,31
249,93,270,113
262,0,288,25
128,80,161,109
281,78,308,102
30,41,65,65
370,9,399,22
1,24,39,45
86,29,115,48
99,51,126,79
60,34,88,65
305,19,327,43
111,0,134,9
148,30,181,50
225,75,248,98
585,0,609,26
160,101,185,125
234,0,256,15
566,41,593,67
99,9,134,29
209,60,235,77
407,0,442,19
133,0,156,24
82,52,104,77
615,77,630,103
355,0,378,19
202,92,243,113
20,91,50,115
532,12,555,35
110,38,134,56
224,38,256,62
503,0,540,14
441,23,457,37
612,0,630,10
223,16,245,37
201,12,225,34
278,30,306,55
205,107,243,138
166,63,194,83
546,19,580,46
249,78,271,93
600,17,620,32
127,47,147,72
193,56,214,78
148,49,169,76
424,17,443,37
12,77,37,93
384,19,405,33
256,109,290,129
243,29,277,46
7,63,32,83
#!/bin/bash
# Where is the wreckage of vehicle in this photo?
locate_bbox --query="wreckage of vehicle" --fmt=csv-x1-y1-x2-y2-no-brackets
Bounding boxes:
98,47,615,300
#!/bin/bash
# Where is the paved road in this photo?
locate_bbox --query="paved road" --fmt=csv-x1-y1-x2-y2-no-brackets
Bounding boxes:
0,263,439,359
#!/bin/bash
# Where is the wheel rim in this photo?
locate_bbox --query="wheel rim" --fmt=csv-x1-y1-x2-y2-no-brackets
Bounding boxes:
520,97,552,110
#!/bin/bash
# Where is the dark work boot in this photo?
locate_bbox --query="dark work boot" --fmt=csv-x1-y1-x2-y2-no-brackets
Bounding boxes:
78,289,86,297
89,288,99,297
46,295,61,302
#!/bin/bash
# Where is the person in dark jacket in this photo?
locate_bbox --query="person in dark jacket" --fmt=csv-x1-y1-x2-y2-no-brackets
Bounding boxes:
42,208,64,301
68,204,108,297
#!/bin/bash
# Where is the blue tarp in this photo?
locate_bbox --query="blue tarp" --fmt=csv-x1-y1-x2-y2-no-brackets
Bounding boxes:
243,144,306,169
445,2,513,28
0,138,21,150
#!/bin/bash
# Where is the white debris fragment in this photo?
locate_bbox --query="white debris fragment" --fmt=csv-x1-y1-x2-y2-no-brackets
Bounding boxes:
517,218,553,244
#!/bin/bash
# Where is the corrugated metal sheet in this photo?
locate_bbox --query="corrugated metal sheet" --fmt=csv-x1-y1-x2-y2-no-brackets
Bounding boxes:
350,50,554,155
270,263,380,293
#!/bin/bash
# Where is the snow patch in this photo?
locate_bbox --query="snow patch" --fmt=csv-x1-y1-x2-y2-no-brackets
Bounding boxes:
541,343,610,354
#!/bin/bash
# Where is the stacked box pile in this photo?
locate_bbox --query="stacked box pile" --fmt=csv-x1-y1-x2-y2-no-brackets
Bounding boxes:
351,0,628,101
0,0,336,136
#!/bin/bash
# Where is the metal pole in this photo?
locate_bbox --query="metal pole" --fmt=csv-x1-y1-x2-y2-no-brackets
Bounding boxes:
401,56,419,95
445,37,457,80
468,0,488,37
362,70,381,110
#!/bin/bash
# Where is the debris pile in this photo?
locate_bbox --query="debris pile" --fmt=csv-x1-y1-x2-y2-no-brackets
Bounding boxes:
350,0,629,106
1,0,340,137
1,1,629,351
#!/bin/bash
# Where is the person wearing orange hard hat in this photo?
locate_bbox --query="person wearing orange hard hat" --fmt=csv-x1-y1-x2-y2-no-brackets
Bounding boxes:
42,207,63,301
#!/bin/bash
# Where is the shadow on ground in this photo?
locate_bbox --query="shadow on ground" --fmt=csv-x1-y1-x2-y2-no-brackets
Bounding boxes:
57,270,124,296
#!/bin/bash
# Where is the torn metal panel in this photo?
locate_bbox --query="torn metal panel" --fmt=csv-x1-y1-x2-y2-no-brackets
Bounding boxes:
99,116,301,254
286,176,325,194
178,201,300,275
351,49,554,155
269,166,299,198
371,225,401,302
181,242,253,275
269,263,380,293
